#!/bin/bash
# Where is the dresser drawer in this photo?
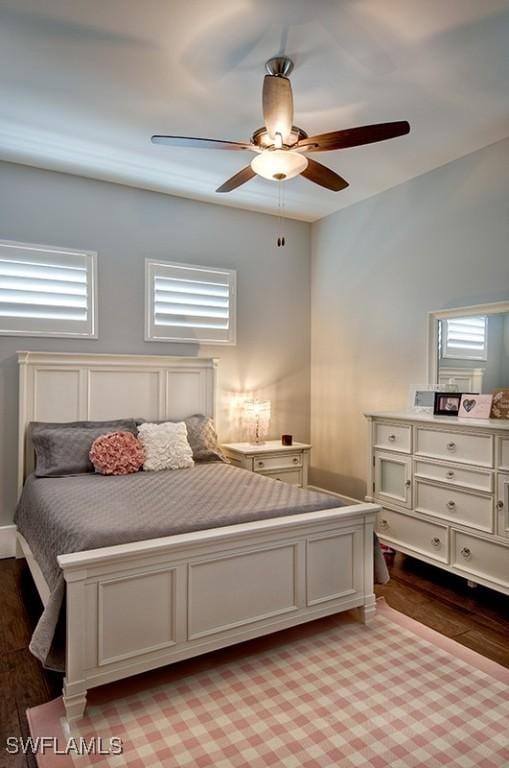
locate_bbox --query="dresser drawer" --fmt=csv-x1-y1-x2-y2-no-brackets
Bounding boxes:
374,422,411,453
414,459,493,493
415,481,493,533
253,453,302,472
260,468,302,485
452,531,509,589
376,508,448,563
499,437,509,471
415,428,493,467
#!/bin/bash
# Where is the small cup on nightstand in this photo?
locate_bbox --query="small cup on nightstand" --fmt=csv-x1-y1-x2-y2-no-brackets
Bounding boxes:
281,434,293,446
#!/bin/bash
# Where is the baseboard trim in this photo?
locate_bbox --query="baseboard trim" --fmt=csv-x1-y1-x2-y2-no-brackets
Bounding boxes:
0,525,17,558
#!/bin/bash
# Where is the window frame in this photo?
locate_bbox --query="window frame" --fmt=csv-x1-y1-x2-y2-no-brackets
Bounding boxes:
145,258,237,345
441,315,488,362
0,239,98,339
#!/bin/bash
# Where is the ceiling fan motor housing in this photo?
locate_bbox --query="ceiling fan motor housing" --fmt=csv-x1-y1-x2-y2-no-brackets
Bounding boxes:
265,56,294,77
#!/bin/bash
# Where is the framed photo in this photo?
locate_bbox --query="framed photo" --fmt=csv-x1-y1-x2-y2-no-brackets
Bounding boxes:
491,389,509,419
408,384,455,413
434,391,462,416
459,394,493,419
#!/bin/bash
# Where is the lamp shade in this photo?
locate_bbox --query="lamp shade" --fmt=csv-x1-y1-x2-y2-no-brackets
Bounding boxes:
244,399,271,444
251,150,308,181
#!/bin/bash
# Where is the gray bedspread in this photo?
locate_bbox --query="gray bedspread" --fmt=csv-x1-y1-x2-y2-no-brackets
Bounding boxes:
15,464,388,670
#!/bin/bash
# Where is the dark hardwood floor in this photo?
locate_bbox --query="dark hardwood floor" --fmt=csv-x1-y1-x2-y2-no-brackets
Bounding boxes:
376,552,509,667
1,553,508,767
0,558,62,768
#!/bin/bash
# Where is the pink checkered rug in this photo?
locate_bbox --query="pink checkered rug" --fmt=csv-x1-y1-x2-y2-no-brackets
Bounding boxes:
28,601,509,768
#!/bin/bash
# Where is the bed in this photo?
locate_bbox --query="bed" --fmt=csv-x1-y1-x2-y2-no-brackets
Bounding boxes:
16,351,381,721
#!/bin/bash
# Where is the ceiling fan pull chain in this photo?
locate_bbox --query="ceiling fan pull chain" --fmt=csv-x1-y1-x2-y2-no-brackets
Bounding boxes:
276,182,285,247
277,183,281,247
281,184,286,247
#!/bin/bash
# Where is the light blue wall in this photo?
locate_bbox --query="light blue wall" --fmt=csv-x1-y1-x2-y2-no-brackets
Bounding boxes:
2,136,508,521
311,138,509,498
0,161,312,525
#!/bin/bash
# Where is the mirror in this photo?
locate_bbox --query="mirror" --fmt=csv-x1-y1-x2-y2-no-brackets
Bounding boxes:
428,302,509,394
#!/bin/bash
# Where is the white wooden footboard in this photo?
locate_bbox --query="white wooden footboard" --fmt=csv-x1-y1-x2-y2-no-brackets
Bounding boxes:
58,503,379,720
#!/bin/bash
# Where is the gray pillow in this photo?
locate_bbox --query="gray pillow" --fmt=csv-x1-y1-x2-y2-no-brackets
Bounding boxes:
136,414,226,463
184,414,226,463
31,419,138,477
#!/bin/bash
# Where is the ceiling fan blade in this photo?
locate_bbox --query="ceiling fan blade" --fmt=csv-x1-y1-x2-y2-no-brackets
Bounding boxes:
151,135,254,151
216,165,257,193
297,121,410,152
262,75,294,144
300,158,349,192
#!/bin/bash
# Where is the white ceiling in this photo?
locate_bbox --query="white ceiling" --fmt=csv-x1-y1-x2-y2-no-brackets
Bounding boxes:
0,0,508,221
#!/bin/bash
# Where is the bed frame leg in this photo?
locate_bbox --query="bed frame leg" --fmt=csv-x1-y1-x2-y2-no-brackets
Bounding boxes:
62,569,88,720
361,594,377,625
63,679,87,721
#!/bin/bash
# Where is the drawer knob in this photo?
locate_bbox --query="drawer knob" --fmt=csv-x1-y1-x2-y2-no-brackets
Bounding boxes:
380,519,389,530
447,442,456,451
460,547,472,560
405,479,411,487
497,500,504,510
388,434,397,442
257,461,264,468
446,471,455,479
292,457,299,464
446,500,456,510
431,537,441,549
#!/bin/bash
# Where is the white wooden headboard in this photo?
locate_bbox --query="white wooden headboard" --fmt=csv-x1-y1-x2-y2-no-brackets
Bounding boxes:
18,351,218,495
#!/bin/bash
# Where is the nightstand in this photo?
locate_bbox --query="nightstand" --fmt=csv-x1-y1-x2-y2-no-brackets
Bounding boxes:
221,441,311,487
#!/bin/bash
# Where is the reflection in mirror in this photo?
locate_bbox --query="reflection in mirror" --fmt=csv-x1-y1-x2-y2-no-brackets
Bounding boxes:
438,313,509,393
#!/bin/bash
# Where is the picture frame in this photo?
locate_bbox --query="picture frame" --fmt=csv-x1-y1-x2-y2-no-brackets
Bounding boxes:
459,394,493,419
433,391,462,416
491,389,509,419
408,384,455,413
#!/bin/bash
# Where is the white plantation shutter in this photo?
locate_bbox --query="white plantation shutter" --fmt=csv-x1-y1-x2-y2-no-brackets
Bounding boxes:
443,316,488,360
0,240,97,337
145,260,236,344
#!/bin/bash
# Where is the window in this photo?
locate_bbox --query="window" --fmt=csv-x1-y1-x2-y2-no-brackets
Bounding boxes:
0,240,97,338
442,315,488,360
145,260,236,345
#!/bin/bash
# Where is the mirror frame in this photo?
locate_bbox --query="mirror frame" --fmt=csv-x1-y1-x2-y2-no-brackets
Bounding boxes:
427,300,509,386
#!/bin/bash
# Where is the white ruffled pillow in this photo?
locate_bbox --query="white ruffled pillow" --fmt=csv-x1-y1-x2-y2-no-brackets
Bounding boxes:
137,421,194,472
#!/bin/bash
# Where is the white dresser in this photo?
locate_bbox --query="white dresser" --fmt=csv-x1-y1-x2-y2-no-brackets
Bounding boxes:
365,411,509,595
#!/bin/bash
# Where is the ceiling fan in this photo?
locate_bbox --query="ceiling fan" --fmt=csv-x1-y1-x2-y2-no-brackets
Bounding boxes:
151,56,410,194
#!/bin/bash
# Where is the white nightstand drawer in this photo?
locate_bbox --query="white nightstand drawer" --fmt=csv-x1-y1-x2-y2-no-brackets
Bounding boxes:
414,459,493,493
253,453,302,472
374,423,411,453
415,428,493,467
377,508,448,563
415,481,493,533
452,531,509,588
261,469,302,485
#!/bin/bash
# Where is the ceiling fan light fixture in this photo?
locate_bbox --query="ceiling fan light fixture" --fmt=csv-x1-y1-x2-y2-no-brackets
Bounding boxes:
251,149,308,182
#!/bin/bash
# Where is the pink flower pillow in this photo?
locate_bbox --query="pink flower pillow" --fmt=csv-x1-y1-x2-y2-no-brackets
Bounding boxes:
89,431,144,476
